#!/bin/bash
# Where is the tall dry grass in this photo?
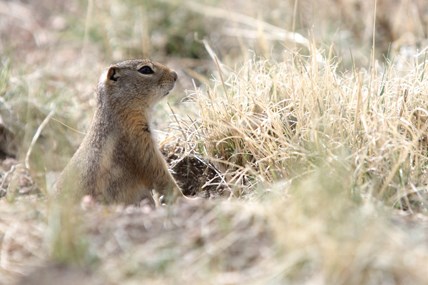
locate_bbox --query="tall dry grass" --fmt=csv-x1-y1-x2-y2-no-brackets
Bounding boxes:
178,46,428,210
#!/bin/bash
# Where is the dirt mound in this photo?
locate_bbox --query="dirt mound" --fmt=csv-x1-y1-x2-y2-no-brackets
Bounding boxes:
162,144,230,199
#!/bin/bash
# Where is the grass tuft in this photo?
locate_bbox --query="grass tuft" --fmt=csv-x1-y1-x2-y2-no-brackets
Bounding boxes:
181,48,428,209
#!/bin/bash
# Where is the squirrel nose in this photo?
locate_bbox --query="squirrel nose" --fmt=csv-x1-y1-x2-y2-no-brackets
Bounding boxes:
171,71,178,81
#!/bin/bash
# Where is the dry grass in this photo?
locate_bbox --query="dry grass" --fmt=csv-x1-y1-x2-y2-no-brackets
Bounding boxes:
0,0,428,284
181,48,428,205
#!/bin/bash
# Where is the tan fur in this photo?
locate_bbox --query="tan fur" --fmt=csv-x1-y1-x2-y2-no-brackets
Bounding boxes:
56,59,184,205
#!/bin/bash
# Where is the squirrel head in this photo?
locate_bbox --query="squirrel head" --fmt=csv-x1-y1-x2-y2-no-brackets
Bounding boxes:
97,59,178,111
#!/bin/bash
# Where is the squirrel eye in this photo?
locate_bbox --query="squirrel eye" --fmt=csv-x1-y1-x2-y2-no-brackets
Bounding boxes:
138,66,154,74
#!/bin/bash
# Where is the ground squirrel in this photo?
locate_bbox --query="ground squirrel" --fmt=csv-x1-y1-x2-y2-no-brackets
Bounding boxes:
56,59,186,205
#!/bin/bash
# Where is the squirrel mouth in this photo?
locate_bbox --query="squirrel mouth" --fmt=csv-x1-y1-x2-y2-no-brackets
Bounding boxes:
162,84,175,96
164,88,174,96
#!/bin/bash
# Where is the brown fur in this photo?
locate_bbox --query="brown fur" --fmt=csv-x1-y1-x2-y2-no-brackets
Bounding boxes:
56,59,184,205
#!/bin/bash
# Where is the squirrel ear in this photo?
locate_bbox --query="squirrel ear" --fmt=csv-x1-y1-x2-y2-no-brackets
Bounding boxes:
107,67,119,82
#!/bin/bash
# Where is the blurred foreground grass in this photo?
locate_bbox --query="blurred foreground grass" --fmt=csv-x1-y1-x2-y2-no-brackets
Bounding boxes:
0,0,427,284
